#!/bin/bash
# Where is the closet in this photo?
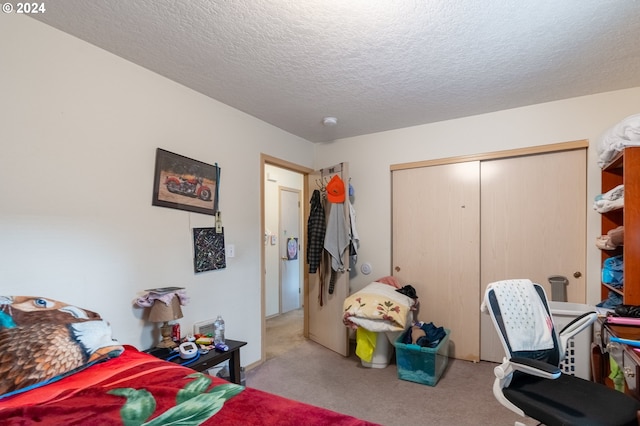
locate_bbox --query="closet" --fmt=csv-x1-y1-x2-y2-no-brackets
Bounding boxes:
391,141,587,362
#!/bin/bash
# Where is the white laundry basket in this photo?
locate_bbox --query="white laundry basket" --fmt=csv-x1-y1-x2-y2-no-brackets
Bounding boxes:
361,331,404,369
548,301,595,380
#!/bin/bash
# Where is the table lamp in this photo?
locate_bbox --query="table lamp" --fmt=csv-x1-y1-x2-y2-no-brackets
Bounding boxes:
148,295,183,348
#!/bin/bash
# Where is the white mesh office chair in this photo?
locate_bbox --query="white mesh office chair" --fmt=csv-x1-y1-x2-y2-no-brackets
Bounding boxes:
481,279,640,426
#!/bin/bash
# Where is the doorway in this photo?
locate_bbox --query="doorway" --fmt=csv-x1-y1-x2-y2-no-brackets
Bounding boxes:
261,155,349,362
279,187,302,314
261,156,312,362
264,165,304,317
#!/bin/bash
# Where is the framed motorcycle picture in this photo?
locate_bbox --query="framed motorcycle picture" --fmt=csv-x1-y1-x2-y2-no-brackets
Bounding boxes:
152,148,220,215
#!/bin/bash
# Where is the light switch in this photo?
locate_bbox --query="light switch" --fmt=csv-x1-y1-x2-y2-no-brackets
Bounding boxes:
226,244,235,258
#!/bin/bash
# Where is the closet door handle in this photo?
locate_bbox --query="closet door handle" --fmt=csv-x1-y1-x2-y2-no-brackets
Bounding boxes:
574,271,582,278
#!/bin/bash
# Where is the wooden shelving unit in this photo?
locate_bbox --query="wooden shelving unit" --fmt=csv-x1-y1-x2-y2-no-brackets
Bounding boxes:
600,147,640,305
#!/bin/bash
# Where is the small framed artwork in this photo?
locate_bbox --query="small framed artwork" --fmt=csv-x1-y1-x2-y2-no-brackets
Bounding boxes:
286,237,298,260
152,148,219,215
193,227,226,273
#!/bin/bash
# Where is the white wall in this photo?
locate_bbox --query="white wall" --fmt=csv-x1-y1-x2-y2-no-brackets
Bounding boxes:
0,15,314,366
315,88,640,304
3,13,639,369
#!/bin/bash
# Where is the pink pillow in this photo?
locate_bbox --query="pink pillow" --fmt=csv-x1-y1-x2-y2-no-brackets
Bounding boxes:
376,276,401,288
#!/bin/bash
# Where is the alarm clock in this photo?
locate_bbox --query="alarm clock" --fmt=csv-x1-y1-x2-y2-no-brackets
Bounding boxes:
178,341,198,359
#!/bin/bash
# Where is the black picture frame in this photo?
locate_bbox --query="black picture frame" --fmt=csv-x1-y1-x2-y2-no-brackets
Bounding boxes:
193,227,226,273
152,148,219,215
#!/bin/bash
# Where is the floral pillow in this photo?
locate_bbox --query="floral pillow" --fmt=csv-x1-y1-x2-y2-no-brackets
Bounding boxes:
343,282,414,332
0,296,124,398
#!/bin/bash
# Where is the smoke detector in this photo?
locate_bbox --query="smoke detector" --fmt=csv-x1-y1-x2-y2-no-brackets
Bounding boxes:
322,116,338,126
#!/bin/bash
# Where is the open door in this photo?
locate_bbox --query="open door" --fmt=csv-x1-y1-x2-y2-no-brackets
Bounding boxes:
279,187,302,314
305,162,350,357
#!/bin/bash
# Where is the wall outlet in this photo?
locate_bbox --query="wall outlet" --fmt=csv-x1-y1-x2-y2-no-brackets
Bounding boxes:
226,244,235,258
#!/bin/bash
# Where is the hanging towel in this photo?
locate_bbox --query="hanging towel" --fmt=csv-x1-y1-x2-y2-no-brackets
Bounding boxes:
324,202,349,272
486,279,554,352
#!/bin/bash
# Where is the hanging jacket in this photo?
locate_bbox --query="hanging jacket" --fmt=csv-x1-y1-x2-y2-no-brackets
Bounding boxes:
324,202,350,272
306,190,326,273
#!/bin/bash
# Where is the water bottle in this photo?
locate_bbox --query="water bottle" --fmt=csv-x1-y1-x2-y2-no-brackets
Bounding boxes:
214,315,225,345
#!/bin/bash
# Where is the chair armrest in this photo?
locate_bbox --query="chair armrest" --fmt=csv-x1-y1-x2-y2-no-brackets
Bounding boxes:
494,357,561,380
558,311,597,351
511,357,561,376
558,311,597,336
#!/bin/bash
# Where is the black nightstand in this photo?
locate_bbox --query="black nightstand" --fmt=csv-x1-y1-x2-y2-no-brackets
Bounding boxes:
145,339,247,385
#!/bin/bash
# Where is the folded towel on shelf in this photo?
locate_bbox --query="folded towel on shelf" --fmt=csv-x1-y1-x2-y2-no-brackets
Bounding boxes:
609,225,625,246
596,236,617,250
593,184,624,213
594,197,624,213
596,226,624,250
596,184,624,202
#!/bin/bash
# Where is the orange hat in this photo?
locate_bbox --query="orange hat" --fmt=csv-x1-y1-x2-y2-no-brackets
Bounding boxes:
326,175,345,203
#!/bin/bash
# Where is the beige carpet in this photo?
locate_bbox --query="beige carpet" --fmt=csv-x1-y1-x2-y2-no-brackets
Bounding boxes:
251,312,539,426
265,308,305,360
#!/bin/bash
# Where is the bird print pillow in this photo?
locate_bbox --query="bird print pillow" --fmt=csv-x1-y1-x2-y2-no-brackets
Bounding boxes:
0,296,124,398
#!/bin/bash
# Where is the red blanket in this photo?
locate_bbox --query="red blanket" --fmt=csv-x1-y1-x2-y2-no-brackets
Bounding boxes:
0,346,378,425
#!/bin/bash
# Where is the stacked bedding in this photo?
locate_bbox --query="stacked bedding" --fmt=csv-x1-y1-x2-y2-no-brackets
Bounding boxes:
597,113,640,168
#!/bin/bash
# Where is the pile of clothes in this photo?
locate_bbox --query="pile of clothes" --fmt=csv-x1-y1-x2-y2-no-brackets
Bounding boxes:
401,321,446,348
598,254,624,309
602,255,624,289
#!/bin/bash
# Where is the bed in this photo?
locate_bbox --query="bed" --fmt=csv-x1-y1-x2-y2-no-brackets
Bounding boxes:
0,296,378,426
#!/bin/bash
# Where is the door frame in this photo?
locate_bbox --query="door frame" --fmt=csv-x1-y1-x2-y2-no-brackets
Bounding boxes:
260,154,313,364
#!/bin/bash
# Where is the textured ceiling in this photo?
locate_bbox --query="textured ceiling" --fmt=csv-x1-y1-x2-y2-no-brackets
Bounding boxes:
31,0,640,142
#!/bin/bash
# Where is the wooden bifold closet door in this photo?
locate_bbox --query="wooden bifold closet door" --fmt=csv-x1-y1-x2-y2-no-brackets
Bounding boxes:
392,144,587,362
392,161,481,361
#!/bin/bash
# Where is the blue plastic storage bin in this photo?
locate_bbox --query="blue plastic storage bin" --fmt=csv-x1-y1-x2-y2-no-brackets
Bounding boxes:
395,328,450,386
